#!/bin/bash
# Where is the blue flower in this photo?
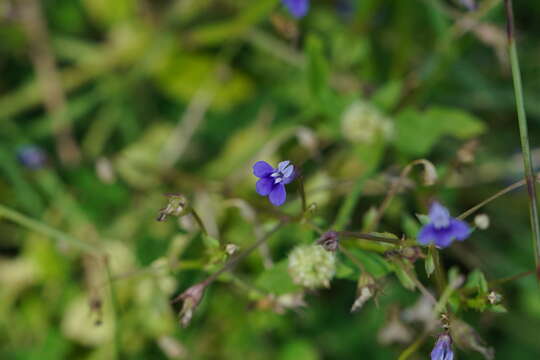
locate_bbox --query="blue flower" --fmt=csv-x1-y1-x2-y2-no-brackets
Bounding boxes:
282,0,310,18
17,145,47,170
418,202,470,248
431,333,454,360
253,160,295,206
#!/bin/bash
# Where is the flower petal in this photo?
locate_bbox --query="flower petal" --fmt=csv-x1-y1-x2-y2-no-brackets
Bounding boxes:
269,183,286,206
448,219,470,241
256,177,273,196
418,224,437,245
253,161,274,178
429,202,451,228
278,160,291,171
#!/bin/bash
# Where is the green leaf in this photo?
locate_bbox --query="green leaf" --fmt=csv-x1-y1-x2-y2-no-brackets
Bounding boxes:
306,35,330,102
347,248,393,278
255,260,301,295
465,269,489,295
371,81,402,112
392,260,416,291
395,107,486,157
425,246,435,278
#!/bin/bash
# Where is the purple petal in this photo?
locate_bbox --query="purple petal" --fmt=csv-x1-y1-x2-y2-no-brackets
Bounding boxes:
429,202,451,229
282,170,296,185
282,0,310,18
433,227,456,248
253,161,274,178
278,160,291,172
418,224,437,245
269,183,286,206
448,219,470,241
256,177,274,196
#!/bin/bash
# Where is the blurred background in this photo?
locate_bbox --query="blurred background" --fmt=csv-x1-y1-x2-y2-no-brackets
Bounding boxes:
1,0,540,359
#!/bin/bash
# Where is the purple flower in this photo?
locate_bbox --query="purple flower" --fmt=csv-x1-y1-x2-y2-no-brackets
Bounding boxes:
17,145,47,170
431,333,454,360
418,202,470,248
253,160,295,206
282,0,309,18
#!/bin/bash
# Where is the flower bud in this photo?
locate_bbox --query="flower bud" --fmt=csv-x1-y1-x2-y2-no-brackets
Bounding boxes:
451,319,494,360
474,214,490,230
288,244,336,289
157,194,190,222
172,282,206,328
351,273,376,312
316,231,339,252
431,333,454,360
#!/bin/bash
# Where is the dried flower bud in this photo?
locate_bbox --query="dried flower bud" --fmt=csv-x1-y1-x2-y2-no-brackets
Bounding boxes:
451,319,495,360
172,282,206,328
415,159,438,186
351,273,376,312
316,231,339,252
474,214,490,230
288,244,336,289
378,306,413,345
225,243,239,256
487,291,502,305
157,194,190,222
457,139,479,164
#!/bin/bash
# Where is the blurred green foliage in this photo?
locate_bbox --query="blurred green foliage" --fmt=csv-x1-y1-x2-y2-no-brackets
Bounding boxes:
1,0,540,359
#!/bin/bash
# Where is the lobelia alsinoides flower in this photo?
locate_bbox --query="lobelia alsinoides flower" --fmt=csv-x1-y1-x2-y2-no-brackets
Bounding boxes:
253,160,295,206
282,0,309,18
431,333,454,360
418,202,470,248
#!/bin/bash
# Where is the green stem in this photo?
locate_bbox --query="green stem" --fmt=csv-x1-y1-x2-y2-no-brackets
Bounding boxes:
505,0,540,280
297,175,307,215
398,332,429,360
190,208,208,236
0,203,99,253
333,173,370,231
432,246,447,295
104,256,121,360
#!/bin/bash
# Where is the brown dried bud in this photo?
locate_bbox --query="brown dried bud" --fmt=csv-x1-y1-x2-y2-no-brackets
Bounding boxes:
157,194,190,222
316,231,339,252
172,282,207,328
351,273,376,313
451,319,494,360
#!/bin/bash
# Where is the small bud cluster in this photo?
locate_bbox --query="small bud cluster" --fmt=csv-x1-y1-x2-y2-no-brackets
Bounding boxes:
288,244,336,289
157,194,190,222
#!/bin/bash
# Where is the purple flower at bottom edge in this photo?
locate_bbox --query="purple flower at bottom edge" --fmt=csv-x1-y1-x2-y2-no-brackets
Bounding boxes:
282,0,310,19
418,202,470,248
431,333,454,360
253,160,295,206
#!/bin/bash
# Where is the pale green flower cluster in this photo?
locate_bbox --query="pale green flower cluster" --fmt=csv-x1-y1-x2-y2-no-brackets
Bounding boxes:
288,244,336,289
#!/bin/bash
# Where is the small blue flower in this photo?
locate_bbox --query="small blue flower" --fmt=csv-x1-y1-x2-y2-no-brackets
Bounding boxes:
282,0,310,18
253,160,295,206
418,202,470,248
17,145,47,170
431,333,454,360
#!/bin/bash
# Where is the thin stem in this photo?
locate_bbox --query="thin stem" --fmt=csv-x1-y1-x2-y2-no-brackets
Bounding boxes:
190,208,208,236
398,332,429,360
432,246,447,296
458,178,525,219
297,175,307,214
489,269,534,288
0,203,99,254
338,231,402,245
104,256,121,360
333,173,370,231
505,0,540,280
203,222,285,285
